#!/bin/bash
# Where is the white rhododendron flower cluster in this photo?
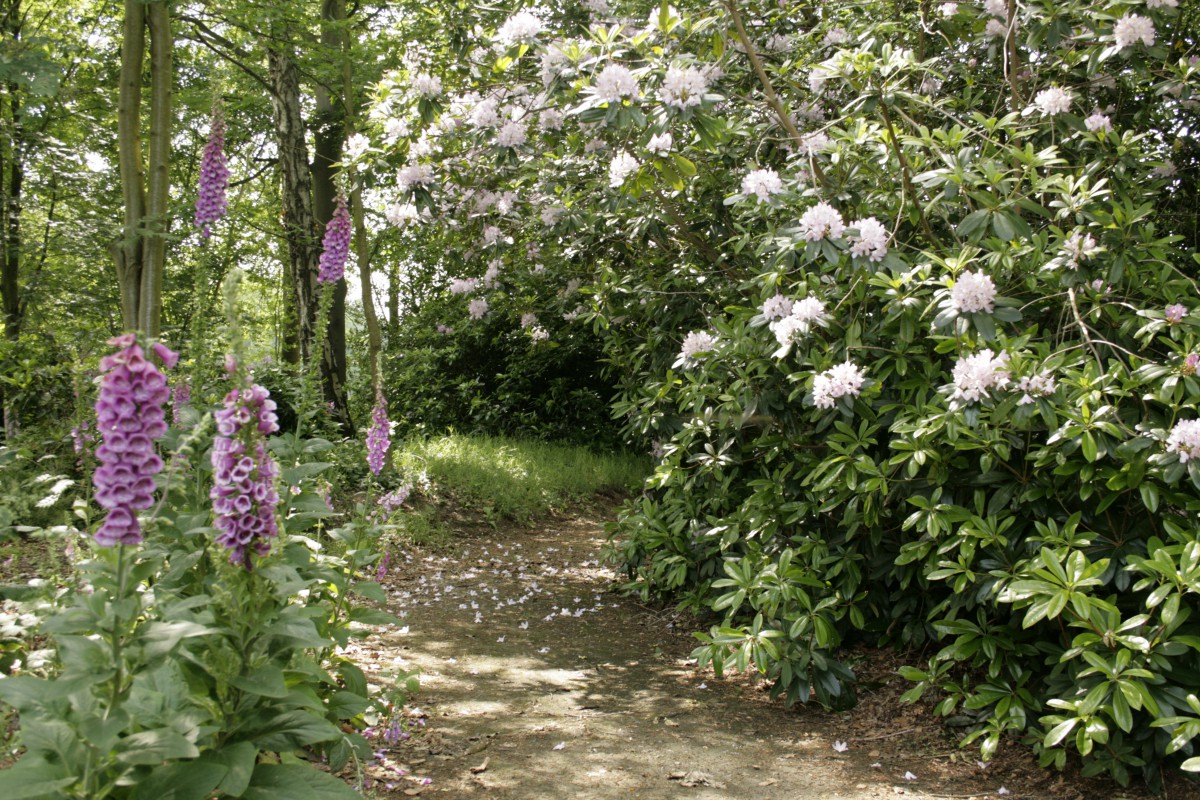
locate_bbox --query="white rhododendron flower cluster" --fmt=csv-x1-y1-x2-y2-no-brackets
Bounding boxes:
741,168,784,202
812,361,866,408
1167,420,1200,462
677,331,718,367
949,271,997,314
951,350,1010,403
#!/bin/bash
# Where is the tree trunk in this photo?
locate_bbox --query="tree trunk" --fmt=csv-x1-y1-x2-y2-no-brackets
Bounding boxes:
267,45,319,367
312,0,349,429
0,0,22,439
114,0,171,338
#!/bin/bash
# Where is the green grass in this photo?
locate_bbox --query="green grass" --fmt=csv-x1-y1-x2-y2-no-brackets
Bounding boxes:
393,434,649,524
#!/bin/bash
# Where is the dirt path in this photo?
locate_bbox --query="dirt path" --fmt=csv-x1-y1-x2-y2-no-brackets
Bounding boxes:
346,510,1173,800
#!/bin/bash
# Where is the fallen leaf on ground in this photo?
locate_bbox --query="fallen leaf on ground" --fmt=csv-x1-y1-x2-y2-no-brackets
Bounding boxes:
668,771,725,789
470,757,489,774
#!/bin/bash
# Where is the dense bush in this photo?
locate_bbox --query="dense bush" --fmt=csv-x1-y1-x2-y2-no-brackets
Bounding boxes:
357,0,1200,785
383,292,624,449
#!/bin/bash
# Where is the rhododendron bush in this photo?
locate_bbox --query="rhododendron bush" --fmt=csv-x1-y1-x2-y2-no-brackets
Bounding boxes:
355,0,1198,784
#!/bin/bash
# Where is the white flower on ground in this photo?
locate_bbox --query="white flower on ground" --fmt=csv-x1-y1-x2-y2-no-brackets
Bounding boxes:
761,294,793,321
660,66,709,110
951,350,1010,404
832,740,849,752
647,132,673,154
950,271,997,314
1016,372,1056,405
496,10,544,45
741,168,784,202
1033,86,1073,116
1114,15,1155,50
797,202,846,241
1084,111,1112,132
812,361,866,408
468,298,489,320
676,331,718,368
849,217,889,261
593,64,639,103
608,151,640,187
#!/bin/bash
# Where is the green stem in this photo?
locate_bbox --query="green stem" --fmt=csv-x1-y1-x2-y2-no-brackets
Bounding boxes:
106,545,129,717
297,281,336,436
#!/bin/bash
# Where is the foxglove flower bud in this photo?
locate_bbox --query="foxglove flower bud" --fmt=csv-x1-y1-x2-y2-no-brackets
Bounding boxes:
317,193,351,284
211,383,281,568
93,334,174,546
195,104,230,238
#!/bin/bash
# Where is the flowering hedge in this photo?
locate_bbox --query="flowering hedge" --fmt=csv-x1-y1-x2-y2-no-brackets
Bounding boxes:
356,0,1198,784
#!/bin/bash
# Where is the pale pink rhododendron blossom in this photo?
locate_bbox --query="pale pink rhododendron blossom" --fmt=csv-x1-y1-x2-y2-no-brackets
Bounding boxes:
449,277,479,295
496,120,527,148
1033,87,1072,116
1145,0,1178,6
1114,15,1155,50
530,326,550,342
812,361,866,409
849,217,889,261
647,132,673,154
344,133,370,161
468,298,489,319
483,260,501,289
770,296,828,346
1167,420,1200,462
676,331,718,367
386,201,421,228
951,350,1010,404
520,312,539,328
1061,231,1100,266
1016,372,1056,405
92,335,175,547
593,63,639,103
797,202,845,241
659,66,709,110
609,151,639,187
1166,303,1188,324
938,2,958,17
1084,112,1112,132
539,108,564,131
396,163,434,192
411,72,442,97
984,18,1008,37
495,10,544,45
798,131,830,156
760,294,793,321
950,271,997,314
983,0,1006,17
741,168,784,202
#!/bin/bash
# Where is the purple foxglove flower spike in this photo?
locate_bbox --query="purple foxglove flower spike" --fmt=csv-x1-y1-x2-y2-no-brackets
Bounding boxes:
318,193,352,284
211,382,281,568
93,334,173,547
195,104,230,238
366,392,390,476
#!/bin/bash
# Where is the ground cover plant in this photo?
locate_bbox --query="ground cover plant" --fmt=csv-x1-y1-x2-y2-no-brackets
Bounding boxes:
0,0,1197,794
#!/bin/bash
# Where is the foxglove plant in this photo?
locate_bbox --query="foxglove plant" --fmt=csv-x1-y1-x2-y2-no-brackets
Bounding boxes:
366,392,391,476
92,334,176,547
194,103,229,238
318,193,352,284
211,380,281,568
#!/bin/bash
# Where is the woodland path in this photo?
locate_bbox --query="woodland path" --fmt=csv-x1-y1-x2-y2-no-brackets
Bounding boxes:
344,507,1152,800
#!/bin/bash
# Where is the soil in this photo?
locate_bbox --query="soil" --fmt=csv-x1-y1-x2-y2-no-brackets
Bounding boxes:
345,505,1200,800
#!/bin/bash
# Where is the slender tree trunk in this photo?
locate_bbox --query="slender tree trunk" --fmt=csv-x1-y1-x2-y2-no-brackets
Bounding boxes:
312,0,350,429
113,0,171,337
267,42,321,382
0,0,22,439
